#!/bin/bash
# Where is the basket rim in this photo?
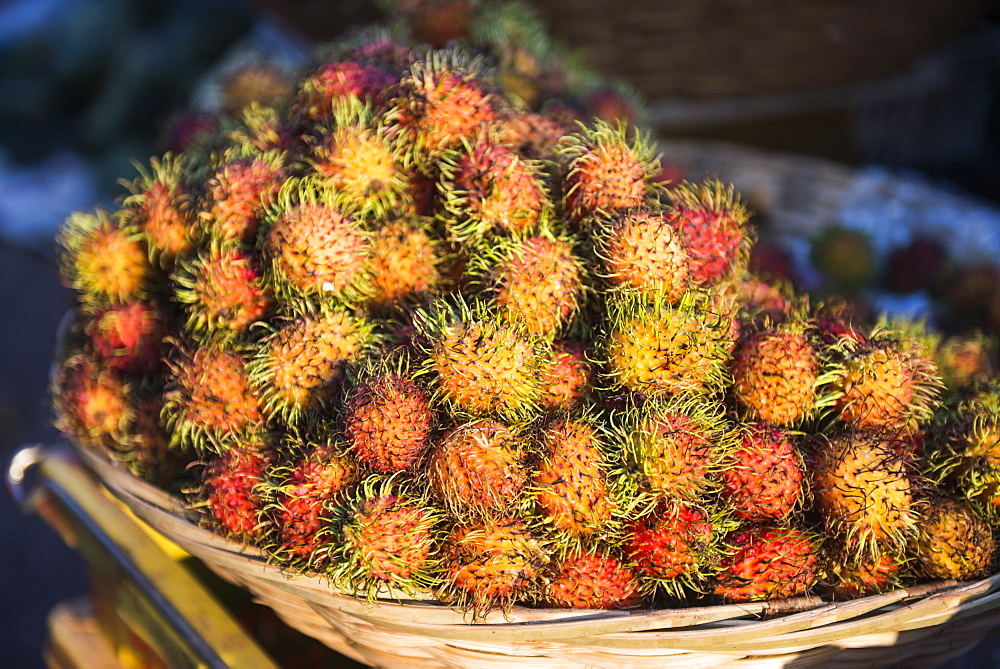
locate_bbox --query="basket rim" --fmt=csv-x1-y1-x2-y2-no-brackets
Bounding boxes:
71,439,1000,653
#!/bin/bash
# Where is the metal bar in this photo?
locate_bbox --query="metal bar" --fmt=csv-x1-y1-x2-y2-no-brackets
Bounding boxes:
8,444,278,669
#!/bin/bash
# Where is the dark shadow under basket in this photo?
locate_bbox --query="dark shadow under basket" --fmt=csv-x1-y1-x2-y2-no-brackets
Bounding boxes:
73,441,1000,669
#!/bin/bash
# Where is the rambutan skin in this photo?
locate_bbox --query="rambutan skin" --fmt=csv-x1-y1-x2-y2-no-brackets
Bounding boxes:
910,498,994,581
544,550,642,609
421,307,548,419
52,353,135,450
201,446,275,541
163,342,263,451
388,55,497,162
121,155,196,264
337,486,442,592
428,419,527,518
443,138,549,242
531,418,614,536
83,302,169,377
598,210,690,303
174,246,274,336
835,337,942,432
200,153,286,245
713,526,819,602
604,297,732,398
720,423,805,521
267,445,359,564
59,210,153,305
441,517,547,615
262,201,370,300
536,339,593,411
294,61,396,128
666,178,750,286
560,123,651,223
368,218,442,311
344,373,436,473
626,502,715,585
731,326,821,427
809,432,917,553
489,235,584,337
251,308,372,422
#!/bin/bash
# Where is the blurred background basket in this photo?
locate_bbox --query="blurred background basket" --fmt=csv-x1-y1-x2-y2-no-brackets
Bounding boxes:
529,0,988,100
71,439,1000,669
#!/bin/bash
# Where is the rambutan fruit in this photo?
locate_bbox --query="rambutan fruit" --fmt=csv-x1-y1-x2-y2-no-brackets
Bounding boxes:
368,216,444,312
602,292,732,398
438,133,550,243
613,396,732,502
386,51,498,165
200,442,276,543
226,103,297,155
728,276,796,328
536,339,594,411
713,525,820,603
440,516,548,616
720,423,806,521
219,62,295,119
343,366,436,473
625,501,723,597
665,178,751,287
126,394,190,487
249,304,375,424
82,301,168,377
162,339,263,452
473,232,585,337
823,550,904,601
173,245,274,337
293,60,396,130
810,226,877,295
557,120,658,224
415,297,550,420
308,101,407,220
730,319,833,427
428,418,527,519
531,416,615,537
809,431,918,556
935,333,996,392
544,547,642,609
52,352,135,450
495,109,567,159
584,85,642,128
120,154,196,266
264,439,359,568
594,209,690,304
928,387,1000,518
909,496,994,580
58,209,152,305
261,182,371,303
835,329,943,432
332,475,444,597
198,149,286,245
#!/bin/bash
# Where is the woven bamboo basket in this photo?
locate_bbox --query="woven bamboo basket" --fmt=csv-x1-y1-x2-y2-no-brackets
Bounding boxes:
71,439,1000,668
529,0,987,100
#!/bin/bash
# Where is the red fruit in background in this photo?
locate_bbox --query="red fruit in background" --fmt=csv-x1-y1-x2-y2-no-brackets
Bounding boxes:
885,238,948,294
748,238,796,283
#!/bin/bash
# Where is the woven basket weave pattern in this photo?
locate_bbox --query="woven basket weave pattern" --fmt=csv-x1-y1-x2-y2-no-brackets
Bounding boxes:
74,441,1000,668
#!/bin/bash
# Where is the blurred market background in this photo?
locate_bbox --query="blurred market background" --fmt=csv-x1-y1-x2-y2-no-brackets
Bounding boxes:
2,0,1000,666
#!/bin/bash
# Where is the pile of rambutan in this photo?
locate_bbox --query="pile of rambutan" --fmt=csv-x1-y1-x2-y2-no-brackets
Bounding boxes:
51,1,1000,619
